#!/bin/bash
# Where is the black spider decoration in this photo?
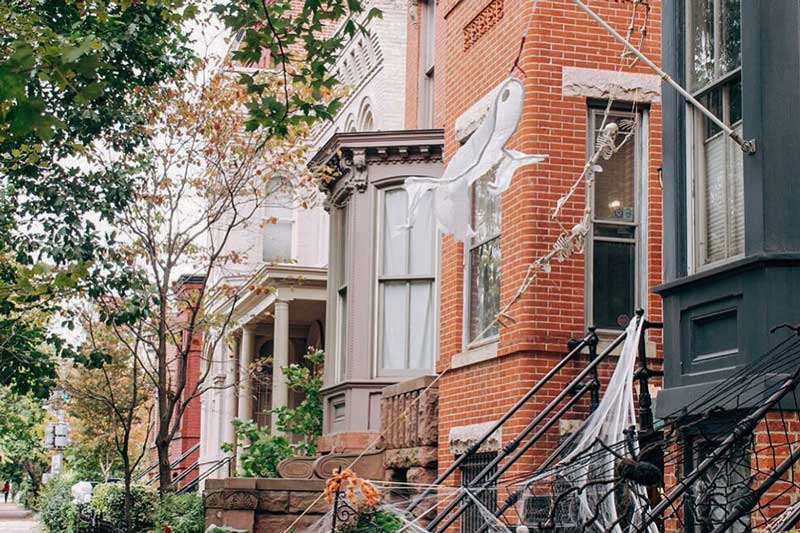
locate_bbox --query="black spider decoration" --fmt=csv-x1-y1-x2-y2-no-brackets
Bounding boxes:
539,429,661,530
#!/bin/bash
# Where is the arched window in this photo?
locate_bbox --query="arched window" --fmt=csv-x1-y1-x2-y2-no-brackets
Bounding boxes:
344,114,357,133
358,99,376,131
262,179,294,262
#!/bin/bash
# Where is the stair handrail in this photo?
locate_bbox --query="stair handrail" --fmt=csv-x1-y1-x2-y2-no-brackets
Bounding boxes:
177,455,232,495
141,442,200,485
404,327,597,514
426,324,630,533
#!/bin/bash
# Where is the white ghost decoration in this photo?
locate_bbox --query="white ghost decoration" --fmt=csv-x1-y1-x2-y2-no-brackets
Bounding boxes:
71,481,93,504
403,77,547,243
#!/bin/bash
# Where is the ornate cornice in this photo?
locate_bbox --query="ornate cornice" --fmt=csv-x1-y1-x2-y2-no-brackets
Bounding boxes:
311,129,445,211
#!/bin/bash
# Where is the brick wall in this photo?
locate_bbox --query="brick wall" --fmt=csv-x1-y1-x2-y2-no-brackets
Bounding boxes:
411,0,664,520
149,279,204,488
662,411,800,531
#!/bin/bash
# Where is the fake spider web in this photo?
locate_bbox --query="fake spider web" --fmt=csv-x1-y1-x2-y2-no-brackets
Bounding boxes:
510,318,657,533
513,331,800,533
307,483,512,533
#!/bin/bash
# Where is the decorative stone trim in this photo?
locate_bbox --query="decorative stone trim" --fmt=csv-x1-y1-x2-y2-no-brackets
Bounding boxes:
313,448,385,479
463,0,504,51
561,66,661,103
384,446,438,469
204,489,259,510
450,340,498,369
454,83,502,143
276,456,315,479
448,421,502,456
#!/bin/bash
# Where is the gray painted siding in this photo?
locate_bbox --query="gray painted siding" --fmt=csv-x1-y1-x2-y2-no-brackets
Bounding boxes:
656,0,800,415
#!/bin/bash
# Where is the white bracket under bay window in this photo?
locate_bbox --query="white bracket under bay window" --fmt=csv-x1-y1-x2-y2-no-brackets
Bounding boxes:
687,0,744,270
465,174,501,345
586,108,647,331
377,186,436,376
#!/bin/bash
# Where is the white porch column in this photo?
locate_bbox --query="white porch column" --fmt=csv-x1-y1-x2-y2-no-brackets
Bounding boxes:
238,326,255,423
271,300,290,432
224,336,239,448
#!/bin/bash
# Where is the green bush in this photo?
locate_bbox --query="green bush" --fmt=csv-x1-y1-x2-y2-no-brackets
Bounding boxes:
223,419,293,477
222,349,325,478
90,482,158,533
16,477,41,511
156,493,204,533
40,474,78,533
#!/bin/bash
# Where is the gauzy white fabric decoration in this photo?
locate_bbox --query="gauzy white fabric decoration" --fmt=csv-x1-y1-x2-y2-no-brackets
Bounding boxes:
403,77,547,243
521,318,657,533
71,481,93,504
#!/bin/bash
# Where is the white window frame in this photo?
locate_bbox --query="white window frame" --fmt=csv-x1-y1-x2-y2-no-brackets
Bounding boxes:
374,183,438,377
685,0,744,273
463,176,501,349
334,204,350,382
262,184,296,263
585,107,648,333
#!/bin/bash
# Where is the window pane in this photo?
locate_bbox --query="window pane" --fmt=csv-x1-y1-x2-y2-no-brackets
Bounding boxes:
692,439,750,533
704,133,727,263
338,205,349,286
594,117,636,223
408,281,433,370
337,290,348,380
410,189,435,275
592,241,634,330
472,177,501,244
727,122,745,256
721,0,742,76
701,86,724,139
688,0,715,91
383,189,409,276
469,236,500,342
262,221,293,262
594,224,635,240
729,76,742,125
381,282,408,369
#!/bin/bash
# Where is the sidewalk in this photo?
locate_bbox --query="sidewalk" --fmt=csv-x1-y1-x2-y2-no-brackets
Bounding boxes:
0,501,41,533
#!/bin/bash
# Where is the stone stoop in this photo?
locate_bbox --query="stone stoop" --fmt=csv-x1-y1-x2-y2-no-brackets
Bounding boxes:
204,478,329,533
203,375,439,532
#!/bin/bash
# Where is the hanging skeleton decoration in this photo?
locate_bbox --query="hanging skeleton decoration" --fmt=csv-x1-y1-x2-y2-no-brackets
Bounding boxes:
403,77,547,243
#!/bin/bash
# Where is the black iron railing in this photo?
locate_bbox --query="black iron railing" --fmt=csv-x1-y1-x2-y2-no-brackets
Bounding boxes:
137,442,200,484
177,455,232,495
76,506,126,533
404,310,663,533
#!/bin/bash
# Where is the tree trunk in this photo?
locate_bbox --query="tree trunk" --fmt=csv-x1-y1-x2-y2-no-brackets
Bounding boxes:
156,431,174,493
123,466,133,533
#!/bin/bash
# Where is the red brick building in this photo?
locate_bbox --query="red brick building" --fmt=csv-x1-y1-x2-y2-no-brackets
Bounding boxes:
149,275,204,490
404,0,664,516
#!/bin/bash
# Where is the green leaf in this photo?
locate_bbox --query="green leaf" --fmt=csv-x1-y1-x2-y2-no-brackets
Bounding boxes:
61,38,97,63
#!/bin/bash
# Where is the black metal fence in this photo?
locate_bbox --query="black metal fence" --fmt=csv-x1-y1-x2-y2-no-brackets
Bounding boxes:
75,505,126,533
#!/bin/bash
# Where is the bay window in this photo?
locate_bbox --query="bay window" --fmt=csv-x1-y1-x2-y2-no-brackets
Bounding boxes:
687,0,744,269
377,186,436,374
467,175,501,344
